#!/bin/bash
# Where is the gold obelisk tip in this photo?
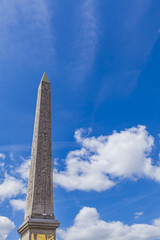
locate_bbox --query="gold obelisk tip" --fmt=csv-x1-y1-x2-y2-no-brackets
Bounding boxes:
41,72,50,83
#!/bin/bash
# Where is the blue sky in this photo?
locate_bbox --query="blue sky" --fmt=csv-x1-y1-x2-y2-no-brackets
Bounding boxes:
1,0,160,239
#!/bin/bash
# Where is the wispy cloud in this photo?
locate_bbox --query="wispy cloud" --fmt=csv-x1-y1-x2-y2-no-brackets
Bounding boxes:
95,0,159,103
9,153,15,162
0,0,55,67
135,212,144,219
0,144,30,152
71,0,99,83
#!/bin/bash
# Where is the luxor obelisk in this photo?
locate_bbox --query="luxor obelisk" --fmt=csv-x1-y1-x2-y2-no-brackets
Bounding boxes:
18,73,60,240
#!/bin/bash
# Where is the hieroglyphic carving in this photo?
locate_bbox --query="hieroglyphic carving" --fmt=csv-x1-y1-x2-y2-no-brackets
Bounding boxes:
18,74,60,240
34,81,53,214
25,78,53,219
25,83,42,219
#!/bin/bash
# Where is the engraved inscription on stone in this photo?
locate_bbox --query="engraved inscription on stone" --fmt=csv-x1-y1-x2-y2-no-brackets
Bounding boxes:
25,73,53,219
18,73,60,240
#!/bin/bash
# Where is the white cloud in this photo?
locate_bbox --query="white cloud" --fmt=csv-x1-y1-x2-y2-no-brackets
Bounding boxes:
0,175,26,201
0,162,4,168
0,0,51,31
54,125,160,191
10,199,26,211
16,157,30,180
0,153,5,160
71,0,98,82
0,0,54,66
0,144,30,152
9,153,14,161
135,212,144,219
0,216,15,240
58,207,160,240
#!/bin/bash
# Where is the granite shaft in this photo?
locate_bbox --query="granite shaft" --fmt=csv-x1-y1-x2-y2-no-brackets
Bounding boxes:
18,73,60,240
25,75,53,220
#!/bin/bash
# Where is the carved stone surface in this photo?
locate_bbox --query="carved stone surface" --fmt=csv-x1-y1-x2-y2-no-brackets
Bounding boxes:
18,73,60,240
25,73,54,219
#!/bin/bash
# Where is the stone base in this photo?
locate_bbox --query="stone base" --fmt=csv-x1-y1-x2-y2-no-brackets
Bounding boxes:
18,218,60,240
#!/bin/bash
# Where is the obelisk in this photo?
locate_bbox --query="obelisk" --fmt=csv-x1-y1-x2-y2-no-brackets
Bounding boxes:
18,73,60,240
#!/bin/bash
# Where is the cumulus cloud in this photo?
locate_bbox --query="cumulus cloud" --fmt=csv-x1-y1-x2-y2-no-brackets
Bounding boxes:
54,125,160,191
10,199,26,211
0,175,26,201
16,157,30,180
0,216,15,240
58,207,160,240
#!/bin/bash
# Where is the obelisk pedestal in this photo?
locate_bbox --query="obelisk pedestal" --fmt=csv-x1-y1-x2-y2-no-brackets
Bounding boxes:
18,73,60,240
